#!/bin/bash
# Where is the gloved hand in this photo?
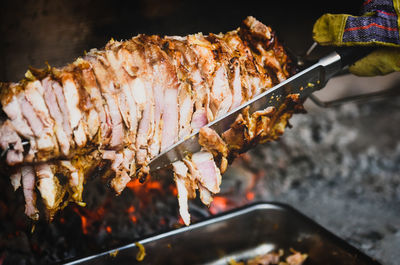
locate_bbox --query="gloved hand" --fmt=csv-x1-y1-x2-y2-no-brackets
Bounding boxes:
313,0,400,76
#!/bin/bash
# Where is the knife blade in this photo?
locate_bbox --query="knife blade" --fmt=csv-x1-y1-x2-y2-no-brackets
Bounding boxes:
146,51,344,173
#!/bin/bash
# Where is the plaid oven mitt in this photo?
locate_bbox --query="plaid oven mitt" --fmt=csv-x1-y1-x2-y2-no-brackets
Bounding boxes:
313,0,400,76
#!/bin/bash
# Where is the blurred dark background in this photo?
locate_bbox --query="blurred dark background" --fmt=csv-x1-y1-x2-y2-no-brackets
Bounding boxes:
0,0,360,82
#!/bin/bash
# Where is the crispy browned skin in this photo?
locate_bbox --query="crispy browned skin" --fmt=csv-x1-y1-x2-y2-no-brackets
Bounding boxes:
0,16,296,221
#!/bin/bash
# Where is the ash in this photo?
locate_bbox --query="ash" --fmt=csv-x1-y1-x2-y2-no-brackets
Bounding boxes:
224,73,400,265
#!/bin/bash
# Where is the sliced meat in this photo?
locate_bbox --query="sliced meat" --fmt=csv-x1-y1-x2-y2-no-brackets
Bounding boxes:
24,81,54,128
103,148,135,194
186,34,215,122
146,44,166,157
105,46,139,142
35,163,58,209
162,37,195,140
1,92,37,162
59,160,84,203
79,66,111,142
161,87,179,150
18,94,55,155
135,83,153,164
21,166,39,220
198,183,213,206
2,91,34,138
199,127,228,157
0,16,295,223
190,151,222,194
286,252,308,265
172,161,191,225
191,107,208,130
10,170,22,191
111,170,131,195
60,73,87,147
52,81,73,142
177,83,194,139
229,58,243,110
0,120,24,165
42,77,71,155
87,55,124,148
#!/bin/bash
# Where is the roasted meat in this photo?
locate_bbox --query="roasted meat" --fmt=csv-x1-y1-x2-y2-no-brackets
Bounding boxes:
229,249,308,265
0,16,299,222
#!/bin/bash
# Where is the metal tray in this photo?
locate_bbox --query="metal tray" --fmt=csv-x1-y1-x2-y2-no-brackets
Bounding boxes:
64,202,381,265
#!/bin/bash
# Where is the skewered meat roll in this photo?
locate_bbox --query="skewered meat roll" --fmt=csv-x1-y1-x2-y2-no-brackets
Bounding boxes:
0,16,300,223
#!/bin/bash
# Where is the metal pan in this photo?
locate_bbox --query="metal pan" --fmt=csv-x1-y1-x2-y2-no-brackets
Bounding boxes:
64,202,381,265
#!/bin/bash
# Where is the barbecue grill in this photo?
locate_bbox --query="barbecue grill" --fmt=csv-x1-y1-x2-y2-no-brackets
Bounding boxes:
0,1,399,264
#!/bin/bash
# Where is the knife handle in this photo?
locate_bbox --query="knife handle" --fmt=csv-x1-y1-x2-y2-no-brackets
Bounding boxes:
335,46,374,68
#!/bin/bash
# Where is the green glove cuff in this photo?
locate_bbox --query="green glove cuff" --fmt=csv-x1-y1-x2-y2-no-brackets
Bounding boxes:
313,14,349,46
349,47,400,76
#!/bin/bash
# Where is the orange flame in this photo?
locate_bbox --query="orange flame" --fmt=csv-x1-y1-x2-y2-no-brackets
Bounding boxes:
127,205,136,213
169,184,178,196
246,191,255,201
126,205,137,223
106,226,112,234
130,215,137,223
209,196,229,215
126,178,163,193
80,215,88,234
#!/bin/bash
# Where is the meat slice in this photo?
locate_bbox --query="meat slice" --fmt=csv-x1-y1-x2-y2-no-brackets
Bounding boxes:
24,81,54,129
144,42,166,156
228,59,243,110
162,37,195,140
135,83,153,164
161,87,179,149
286,251,308,265
111,148,135,193
118,41,148,121
59,160,84,204
191,108,208,130
2,88,34,138
10,170,22,191
186,34,215,122
198,183,213,206
111,170,131,195
199,126,229,173
207,34,240,117
88,54,124,148
18,94,54,155
177,83,194,139
1,92,38,162
172,161,191,225
60,73,87,147
79,66,111,142
0,120,24,165
190,151,222,194
199,127,228,157
21,166,39,220
140,37,179,153
210,66,232,119
104,44,139,143
35,163,58,210
42,77,71,156
51,81,74,143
